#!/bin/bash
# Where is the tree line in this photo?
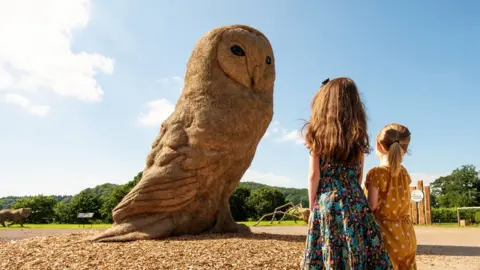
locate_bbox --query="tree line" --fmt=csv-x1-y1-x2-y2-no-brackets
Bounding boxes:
1,173,143,224
0,173,299,224
1,164,478,224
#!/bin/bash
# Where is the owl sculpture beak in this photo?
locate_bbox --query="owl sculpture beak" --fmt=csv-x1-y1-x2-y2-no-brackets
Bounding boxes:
251,65,260,89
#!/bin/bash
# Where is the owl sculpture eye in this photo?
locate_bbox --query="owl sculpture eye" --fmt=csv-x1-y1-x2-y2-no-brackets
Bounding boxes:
266,56,272,65
230,45,245,56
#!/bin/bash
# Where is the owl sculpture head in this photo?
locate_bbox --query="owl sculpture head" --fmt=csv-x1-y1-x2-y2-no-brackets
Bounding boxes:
184,25,275,95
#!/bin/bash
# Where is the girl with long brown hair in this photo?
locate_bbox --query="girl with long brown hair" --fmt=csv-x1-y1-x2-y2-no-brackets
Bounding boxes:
365,123,417,270
300,77,393,269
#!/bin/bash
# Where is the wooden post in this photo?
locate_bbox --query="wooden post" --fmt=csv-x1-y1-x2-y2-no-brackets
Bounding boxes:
457,208,460,226
424,186,432,225
417,180,426,225
410,186,418,224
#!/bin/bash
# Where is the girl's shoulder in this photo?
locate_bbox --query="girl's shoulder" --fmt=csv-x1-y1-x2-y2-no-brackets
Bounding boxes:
366,166,389,176
400,165,412,181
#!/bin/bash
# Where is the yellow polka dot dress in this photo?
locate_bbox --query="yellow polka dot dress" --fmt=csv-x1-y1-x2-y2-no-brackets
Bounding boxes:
365,166,417,270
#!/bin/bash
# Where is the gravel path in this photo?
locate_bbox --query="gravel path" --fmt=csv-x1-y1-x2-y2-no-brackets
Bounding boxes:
0,228,103,242
0,226,479,269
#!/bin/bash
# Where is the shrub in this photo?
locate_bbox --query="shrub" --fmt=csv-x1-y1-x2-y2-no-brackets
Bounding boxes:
475,211,480,223
431,207,479,223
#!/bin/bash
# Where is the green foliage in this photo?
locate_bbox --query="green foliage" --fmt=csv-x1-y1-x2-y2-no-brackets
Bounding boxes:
69,190,102,222
229,186,253,221
53,201,73,223
1,195,73,210
431,208,458,223
475,211,480,223
100,172,143,222
246,187,286,219
0,196,21,209
431,165,480,208
431,207,479,223
82,183,119,199
239,182,308,207
12,195,57,224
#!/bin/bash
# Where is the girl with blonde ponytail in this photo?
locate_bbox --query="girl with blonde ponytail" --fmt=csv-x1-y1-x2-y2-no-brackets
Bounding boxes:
365,123,417,270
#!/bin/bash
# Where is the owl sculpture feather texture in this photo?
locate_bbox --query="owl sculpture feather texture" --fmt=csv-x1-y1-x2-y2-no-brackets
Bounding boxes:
89,24,275,242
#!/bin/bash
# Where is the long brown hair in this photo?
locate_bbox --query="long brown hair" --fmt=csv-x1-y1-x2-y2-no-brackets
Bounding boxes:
376,123,411,176
302,77,371,162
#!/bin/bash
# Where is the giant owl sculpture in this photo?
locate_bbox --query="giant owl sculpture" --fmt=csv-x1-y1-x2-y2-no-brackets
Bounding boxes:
89,25,275,242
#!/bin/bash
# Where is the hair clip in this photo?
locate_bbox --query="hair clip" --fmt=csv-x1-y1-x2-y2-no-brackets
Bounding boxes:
322,78,330,85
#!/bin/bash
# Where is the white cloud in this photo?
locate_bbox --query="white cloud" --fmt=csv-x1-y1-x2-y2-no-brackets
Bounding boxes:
1,93,50,116
265,120,304,145
278,130,304,144
0,0,114,108
409,172,448,186
242,169,296,188
157,76,184,92
138,76,185,127
138,98,175,126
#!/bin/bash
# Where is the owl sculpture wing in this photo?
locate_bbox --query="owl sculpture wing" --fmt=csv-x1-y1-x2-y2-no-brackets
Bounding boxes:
88,115,224,242
113,123,193,222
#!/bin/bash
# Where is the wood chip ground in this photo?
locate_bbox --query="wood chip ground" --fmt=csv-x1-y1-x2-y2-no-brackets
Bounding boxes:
0,229,479,269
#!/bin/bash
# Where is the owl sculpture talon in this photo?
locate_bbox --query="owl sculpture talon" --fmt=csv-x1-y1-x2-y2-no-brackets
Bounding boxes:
208,199,251,234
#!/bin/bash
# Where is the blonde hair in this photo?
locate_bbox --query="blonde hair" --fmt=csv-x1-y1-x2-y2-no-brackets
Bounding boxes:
377,123,411,176
302,77,371,162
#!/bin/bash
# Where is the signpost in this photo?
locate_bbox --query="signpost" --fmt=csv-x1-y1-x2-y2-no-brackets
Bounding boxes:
411,190,424,202
77,212,94,228
409,180,432,225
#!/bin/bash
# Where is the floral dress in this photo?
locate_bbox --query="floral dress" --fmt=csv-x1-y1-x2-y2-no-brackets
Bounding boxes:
301,159,393,270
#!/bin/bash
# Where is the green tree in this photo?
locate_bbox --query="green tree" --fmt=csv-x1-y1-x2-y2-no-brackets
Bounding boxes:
12,195,58,223
83,183,118,202
431,165,480,207
229,186,252,221
246,187,286,219
100,172,143,222
53,201,73,223
69,190,102,223
238,182,307,206
0,196,21,209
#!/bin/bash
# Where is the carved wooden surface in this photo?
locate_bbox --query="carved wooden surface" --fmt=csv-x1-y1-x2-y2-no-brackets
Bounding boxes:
417,180,426,225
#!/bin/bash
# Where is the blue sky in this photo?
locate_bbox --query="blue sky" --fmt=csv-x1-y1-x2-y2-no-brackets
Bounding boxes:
1,0,479,196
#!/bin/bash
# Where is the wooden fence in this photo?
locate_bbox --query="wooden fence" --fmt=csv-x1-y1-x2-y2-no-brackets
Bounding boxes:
409,180,432,225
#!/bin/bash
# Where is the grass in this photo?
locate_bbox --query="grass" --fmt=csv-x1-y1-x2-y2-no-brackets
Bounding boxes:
416,222,480,228
1,220,307,230
2,221,478,230
239,220,307,227
0,223,112,229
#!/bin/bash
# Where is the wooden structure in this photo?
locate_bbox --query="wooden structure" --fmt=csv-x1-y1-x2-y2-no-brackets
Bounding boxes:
409,186,417,223
252,202,309,226
409,180,432,225
456,206,480,226
77,212,94,228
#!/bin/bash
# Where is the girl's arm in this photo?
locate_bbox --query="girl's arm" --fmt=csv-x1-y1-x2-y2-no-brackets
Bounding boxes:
358,153,365,186
308,153,320,211
366,183,379,211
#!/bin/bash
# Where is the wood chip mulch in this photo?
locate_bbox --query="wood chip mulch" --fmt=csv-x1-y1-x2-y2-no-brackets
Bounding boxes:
1,231,479,270
0,231,305,270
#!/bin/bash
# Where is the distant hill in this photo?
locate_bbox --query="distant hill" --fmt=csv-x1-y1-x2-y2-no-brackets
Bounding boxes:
81,183,119,200
239,182,308,207
0,183,119,209
0,195,73,209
